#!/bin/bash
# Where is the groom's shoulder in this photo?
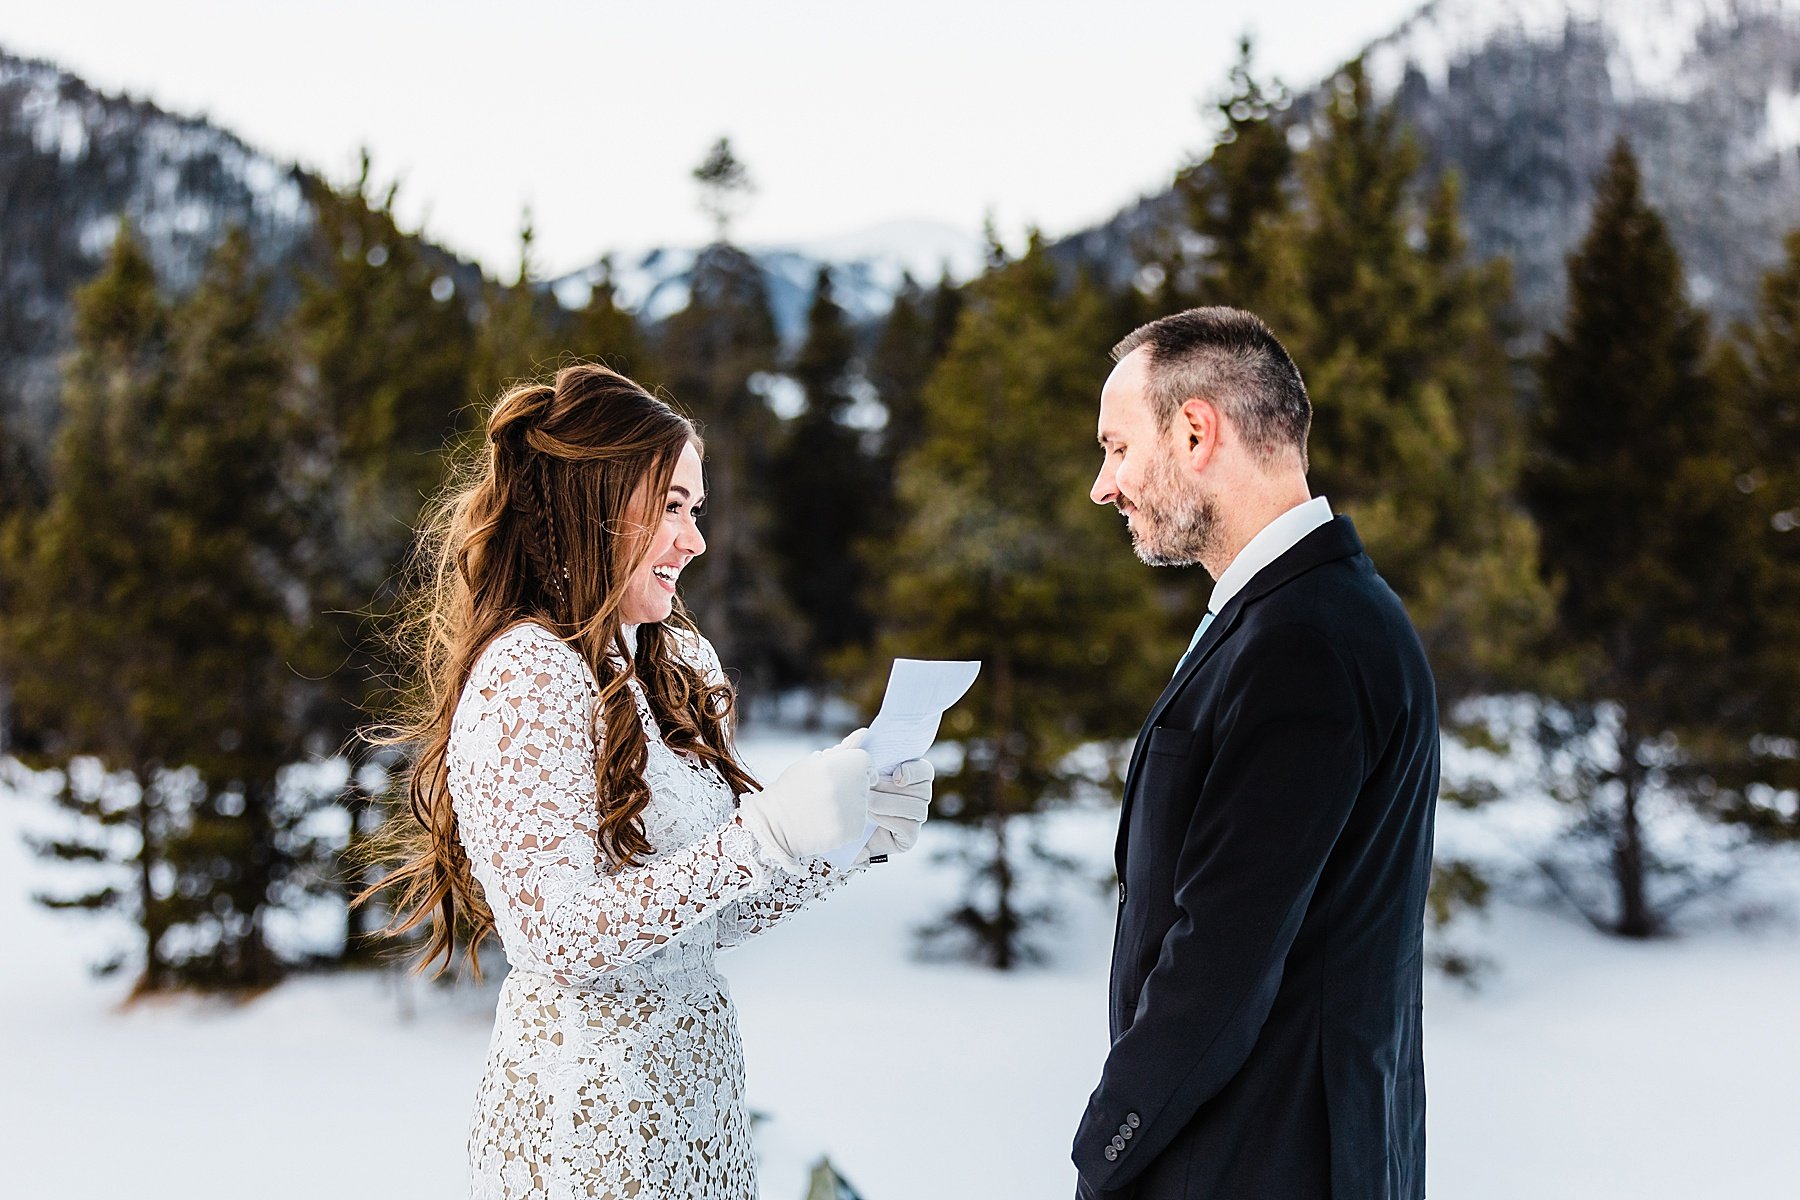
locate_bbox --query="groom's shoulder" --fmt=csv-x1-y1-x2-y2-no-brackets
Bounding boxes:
1245,553,1428,674
1247,548,1383,625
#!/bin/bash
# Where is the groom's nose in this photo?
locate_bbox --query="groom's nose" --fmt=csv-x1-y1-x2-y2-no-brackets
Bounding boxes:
1091,460,1118,506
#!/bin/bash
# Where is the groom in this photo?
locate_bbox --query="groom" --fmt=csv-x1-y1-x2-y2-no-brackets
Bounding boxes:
1074,308,1438,1200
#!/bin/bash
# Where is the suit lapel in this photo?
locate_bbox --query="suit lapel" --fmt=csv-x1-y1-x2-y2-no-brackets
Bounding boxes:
1114,517,1366,871
1147,603,1240,733
1113,599,1248,869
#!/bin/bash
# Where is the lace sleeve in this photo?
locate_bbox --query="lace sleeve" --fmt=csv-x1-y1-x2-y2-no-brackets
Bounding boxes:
672,628,866,950
713,857,862,950
450,626,773,985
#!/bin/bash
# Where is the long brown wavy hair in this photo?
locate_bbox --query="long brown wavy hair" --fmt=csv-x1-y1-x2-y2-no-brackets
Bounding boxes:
364,362,759,976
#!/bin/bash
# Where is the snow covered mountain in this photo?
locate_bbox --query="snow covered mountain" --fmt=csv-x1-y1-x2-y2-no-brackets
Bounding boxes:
0,43,983,435
1365,0,1800,323
1363,0,1797,99
1065,0,1800,331
6,0,1799,438
553,219,986,349
0,49,316,432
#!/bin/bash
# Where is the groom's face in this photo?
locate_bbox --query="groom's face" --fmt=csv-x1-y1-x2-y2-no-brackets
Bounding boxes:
1092,349,1218,567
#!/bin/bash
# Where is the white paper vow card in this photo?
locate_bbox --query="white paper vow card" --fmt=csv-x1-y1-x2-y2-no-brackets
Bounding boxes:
820,658,981,869
862,658,982,774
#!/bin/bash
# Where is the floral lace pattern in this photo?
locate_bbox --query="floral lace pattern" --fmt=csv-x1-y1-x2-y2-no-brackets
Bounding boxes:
448,622,855,1199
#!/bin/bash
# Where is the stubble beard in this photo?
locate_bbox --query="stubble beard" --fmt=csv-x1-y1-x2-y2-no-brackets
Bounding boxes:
1125,448,1219,568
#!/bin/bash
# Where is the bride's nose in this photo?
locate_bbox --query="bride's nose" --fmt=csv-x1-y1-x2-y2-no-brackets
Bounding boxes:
677,515,705,557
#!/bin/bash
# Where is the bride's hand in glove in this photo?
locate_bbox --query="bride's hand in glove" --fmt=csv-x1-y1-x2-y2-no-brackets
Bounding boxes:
863,757,934,862
737,738,873,869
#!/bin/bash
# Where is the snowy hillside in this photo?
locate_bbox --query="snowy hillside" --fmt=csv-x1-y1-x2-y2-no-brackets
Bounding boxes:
1364,0,1800,99
1363,0,1800,320
5,737,1799,1200
0,51,309,272
1064,0,1800,330
0,49,316,430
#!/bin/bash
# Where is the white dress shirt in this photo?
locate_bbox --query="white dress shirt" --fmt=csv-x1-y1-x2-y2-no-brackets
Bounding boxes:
1207,495,1334,616
1180,496,1334,663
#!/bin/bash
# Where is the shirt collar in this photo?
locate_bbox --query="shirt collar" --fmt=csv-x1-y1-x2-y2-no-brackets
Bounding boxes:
1207,495,1333,615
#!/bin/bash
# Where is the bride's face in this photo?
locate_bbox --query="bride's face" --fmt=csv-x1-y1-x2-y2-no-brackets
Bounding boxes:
619,441,707,625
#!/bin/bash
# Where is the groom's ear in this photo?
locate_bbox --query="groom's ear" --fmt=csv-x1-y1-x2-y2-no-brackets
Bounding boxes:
1178,396,1221,471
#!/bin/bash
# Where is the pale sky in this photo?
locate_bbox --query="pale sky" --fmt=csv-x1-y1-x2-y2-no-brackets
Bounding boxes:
3,0,1425,276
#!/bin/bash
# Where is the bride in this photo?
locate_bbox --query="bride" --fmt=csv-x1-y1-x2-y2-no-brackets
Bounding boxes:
369,363,933,1198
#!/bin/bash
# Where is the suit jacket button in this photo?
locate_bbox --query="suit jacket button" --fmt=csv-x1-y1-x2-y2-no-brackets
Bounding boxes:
1111,1134,1125,1150
1119,1124,1133,1139
1104,1146,1119,1162
1118,880,1127,904
1127,1112,1141,1128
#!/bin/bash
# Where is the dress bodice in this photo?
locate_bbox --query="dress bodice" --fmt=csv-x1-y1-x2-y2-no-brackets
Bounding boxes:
447,621,762,992
448,620,860,1199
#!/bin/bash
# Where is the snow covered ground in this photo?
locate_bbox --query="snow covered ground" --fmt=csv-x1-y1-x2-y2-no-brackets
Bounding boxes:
3,733,1798,1199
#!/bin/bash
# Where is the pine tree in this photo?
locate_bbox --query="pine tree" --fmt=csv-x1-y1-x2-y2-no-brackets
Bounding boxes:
879,237,1172,968
1523,140,1764,936
1734,230,1800,765
693,136,754,244
1675,230,1800,842
288,158,476,959
141,228,319,986
567,256,653,381
867,272,962,483
827,273,970,715
655,140,794,696
768,267,875,697
1162,37,1295,307
474,211,570,394
0,398,45,524
0,225,176,985
658,243,796,697
2,227,326,989
0,394,49,751
1249,61,1553,702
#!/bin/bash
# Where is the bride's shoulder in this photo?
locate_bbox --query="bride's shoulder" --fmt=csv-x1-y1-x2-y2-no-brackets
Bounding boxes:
661,623,725,686
468,621,593,698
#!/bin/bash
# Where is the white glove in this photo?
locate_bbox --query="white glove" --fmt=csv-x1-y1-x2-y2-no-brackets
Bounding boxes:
738,740,873,870
863,757,933,861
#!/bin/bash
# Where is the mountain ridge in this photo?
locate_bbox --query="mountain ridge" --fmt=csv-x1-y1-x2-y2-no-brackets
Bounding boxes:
1059,0,1800,331
6,0,1800,439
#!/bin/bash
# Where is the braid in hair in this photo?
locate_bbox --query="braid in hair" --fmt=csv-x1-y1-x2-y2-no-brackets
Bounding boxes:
525,455,571,623
500,383,570,625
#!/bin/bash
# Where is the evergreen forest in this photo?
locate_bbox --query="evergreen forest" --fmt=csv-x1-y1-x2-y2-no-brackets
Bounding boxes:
3,49,1798,988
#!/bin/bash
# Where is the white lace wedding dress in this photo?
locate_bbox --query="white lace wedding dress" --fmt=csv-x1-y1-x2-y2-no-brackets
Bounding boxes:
447,621,856,1199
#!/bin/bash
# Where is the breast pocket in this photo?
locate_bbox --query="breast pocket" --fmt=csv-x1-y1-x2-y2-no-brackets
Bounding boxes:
1145,725,1196,757
1130,726,1202,813
1130,724,1204,854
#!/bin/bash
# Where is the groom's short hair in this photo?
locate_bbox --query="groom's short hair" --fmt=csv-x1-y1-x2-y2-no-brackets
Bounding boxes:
1112,307,1312,469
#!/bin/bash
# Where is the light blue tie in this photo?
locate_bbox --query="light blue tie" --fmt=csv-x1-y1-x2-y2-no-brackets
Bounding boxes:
1176,610,1216,674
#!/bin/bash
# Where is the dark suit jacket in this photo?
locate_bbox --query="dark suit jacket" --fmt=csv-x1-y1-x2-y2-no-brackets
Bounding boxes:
1073,516,1438,1200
